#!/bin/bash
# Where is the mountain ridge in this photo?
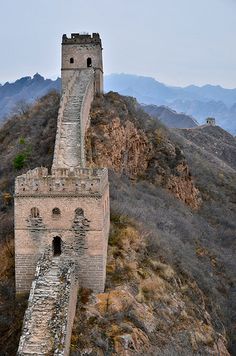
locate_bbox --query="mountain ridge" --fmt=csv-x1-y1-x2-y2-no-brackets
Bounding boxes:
105,73,236,134
0,73,235,134
0,92,235,354
142,104,199,129
0,73,60,121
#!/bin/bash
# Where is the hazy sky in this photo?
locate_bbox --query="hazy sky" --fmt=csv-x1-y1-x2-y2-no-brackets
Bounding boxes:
0,0,235,87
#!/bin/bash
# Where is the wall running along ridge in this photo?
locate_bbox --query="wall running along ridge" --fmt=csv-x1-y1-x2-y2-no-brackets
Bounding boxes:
15,33,109,355
52,69,94,169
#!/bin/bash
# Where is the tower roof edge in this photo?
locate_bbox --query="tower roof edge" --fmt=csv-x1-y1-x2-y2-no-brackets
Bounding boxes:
62,33,102,46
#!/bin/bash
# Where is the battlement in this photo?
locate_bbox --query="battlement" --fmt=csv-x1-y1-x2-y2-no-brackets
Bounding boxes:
15,167,108,197
62,33,102,46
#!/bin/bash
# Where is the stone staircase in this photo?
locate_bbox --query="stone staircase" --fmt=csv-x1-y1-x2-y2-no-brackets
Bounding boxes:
17,253,77,355
53,68,94,169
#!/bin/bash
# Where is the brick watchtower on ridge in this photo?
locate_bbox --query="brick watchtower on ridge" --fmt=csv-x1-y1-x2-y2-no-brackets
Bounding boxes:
14,33,109,295
61,33,103,94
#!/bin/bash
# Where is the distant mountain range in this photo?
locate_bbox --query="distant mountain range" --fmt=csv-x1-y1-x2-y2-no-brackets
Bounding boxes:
105,74,236,134
142,105,198,129
0,74,60,121
0,73,235,134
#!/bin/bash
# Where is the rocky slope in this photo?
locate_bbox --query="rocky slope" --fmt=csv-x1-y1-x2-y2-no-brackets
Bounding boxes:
71,217,229,355
86,93,201,209
174,125,236,171
0,91,235,354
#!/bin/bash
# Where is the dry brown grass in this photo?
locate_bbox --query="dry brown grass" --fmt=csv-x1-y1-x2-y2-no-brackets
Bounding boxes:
149,260,175,281
0,239,14,280
137,276,167,303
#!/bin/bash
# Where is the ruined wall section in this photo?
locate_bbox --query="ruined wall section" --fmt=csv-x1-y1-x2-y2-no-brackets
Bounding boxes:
17,250,78,355
53,69,94,169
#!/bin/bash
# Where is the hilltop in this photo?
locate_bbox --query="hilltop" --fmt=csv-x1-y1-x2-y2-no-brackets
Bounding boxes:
0,92,235,354
174,125,236,171
142,104,199,129
0,74,60,121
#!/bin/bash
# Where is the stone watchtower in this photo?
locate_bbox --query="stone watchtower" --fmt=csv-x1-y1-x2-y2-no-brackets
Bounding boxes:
61,33,103,94
14,33,109,295
206,117,216,126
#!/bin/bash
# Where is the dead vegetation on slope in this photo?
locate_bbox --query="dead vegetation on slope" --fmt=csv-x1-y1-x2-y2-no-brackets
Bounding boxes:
0,91,235,354
70,216,229,355
0,91,59,354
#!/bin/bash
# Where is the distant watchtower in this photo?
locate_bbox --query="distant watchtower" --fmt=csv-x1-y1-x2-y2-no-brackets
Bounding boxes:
61,33,103,94
206,117,216,126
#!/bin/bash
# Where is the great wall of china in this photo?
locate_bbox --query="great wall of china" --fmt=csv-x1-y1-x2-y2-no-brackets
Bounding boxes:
15,33,110,355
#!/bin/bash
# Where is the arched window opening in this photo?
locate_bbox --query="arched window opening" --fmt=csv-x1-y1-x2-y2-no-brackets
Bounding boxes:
75,208,84,216
87,57,92,67
53,236,62,256
70,57,74,64
31,207,39,218
52,207,61,217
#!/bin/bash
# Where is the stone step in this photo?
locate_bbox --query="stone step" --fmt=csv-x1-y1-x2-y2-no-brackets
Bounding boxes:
18,259,63,354
52,69,93,169
63,119,81,123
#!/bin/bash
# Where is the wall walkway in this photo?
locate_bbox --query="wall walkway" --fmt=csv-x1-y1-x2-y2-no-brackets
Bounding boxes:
53,68,94,169
17,251,77,355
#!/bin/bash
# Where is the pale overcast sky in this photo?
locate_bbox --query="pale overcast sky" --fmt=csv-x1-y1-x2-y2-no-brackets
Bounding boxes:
0,0,235,87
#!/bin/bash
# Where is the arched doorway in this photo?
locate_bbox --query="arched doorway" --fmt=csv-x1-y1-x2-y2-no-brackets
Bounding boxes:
52,236,62,256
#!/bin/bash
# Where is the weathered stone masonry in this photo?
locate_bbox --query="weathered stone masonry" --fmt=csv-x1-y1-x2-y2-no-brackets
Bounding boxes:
15,33,109,355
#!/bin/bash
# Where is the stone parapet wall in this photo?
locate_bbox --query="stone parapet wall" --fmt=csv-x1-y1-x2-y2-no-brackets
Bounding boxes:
77,255,106,292
53,70,79,163
15,167,108,197
15,254,40,293
81,71,94,133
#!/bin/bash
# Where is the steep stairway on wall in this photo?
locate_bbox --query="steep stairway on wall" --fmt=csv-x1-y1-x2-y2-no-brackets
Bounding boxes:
53,68,94,169
18,254,77,355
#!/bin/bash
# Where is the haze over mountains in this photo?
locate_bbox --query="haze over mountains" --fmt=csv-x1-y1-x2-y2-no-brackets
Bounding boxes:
105,74,236,134
0,74,60,120
142,105,198,129
0,73,235,134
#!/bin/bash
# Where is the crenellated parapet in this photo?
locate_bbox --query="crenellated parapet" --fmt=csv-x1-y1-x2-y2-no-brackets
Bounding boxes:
15,167,108,197
62,33,102,47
